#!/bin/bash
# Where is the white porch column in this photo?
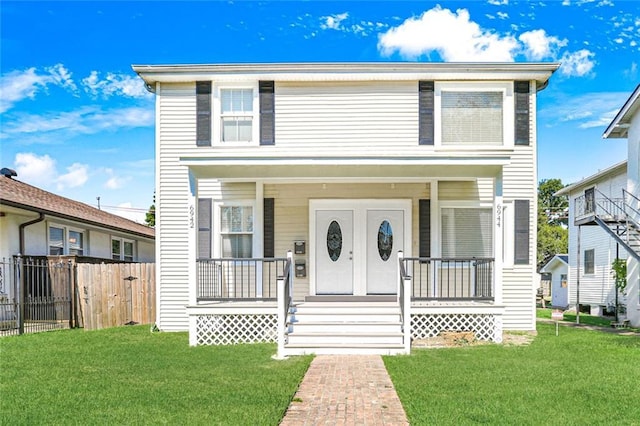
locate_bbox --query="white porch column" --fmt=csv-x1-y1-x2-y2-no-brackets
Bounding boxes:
255,181,264,298
187,170,198,307
494,170,504,305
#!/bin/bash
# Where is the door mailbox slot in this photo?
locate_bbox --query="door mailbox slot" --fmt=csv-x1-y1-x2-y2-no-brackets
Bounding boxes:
295,260,306,278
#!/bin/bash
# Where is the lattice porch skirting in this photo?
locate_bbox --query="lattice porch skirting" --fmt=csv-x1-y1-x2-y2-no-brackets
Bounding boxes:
411,313,503,343
194,313,278,346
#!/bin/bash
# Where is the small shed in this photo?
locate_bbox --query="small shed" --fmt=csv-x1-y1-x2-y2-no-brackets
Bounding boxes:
540,255,569,308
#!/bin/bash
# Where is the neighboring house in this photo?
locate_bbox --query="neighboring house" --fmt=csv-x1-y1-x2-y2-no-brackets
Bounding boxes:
555,162,628,316
539,254,569,308
603,84,640,327
134,62,559,356
0,171,155,262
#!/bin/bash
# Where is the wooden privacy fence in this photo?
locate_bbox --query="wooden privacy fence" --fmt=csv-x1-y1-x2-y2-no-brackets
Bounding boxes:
76,262,155,330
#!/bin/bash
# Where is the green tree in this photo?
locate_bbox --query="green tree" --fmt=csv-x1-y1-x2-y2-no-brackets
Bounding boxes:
537,179,568,268
145,192,155,227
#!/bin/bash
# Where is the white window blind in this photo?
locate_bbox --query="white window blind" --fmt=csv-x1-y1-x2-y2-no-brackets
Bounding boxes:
220,206,253,258
441,208,493,257
441,91,503,145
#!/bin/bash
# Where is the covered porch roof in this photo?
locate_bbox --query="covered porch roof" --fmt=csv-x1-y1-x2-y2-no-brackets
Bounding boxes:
181,155,509,181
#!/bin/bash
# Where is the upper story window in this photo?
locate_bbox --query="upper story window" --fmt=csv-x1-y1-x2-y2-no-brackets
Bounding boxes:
112,238,135,261
221,88,253,142
430,81,515,148
49,225,85,256
441,91,503,145
213,83,259,146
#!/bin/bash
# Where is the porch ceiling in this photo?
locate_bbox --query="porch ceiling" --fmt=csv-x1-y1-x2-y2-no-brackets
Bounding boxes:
181,156,508,181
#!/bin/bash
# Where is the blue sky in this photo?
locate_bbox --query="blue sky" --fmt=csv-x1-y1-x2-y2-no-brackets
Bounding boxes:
1,1,639,222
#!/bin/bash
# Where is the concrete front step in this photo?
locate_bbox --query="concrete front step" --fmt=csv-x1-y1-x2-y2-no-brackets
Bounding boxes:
290,321,402,333
291,302,400,315
281,342,408,356
287,331,404,346
291,312,401,322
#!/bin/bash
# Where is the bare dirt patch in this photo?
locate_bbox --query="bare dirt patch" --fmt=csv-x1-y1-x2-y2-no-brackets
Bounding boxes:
412,330,536,348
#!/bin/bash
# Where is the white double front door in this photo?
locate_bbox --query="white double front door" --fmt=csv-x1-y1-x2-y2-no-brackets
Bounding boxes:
311,200,410,296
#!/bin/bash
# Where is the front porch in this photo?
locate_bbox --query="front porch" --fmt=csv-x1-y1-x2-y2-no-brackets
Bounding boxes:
188,255,504,356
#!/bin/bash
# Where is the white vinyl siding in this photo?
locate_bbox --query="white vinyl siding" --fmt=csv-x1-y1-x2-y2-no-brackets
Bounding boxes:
154,76,541,332
275,82,417,151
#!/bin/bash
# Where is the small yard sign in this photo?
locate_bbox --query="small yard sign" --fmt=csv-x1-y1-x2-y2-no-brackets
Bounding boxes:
551,309,564,321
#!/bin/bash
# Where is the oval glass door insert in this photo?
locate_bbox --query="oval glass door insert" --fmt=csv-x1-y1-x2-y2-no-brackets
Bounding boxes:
327,220,343,261
377,220,393,261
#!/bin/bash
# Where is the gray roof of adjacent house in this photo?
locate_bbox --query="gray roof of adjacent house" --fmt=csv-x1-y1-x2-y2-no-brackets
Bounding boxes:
540,254,569,274
603,83,640,139
554,160,627,197
0,175,155,239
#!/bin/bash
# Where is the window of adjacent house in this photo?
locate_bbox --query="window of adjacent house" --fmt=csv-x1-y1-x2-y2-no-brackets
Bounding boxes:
220,205,253,258
435,82,509,146
441,207,493,257
112,238,135,261
49,226,64,255
49,225,84,256
220,88,253,142
584,249,595,274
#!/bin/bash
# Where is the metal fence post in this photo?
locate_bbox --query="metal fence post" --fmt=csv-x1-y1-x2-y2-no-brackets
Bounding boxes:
16,255,24,335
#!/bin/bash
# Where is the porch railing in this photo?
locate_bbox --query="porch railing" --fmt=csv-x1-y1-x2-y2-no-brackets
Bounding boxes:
196,258,288,302
402,257,494,301
575,189,626,223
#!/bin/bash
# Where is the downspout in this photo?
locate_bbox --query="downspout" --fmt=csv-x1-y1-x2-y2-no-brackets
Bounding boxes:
19,213,45,255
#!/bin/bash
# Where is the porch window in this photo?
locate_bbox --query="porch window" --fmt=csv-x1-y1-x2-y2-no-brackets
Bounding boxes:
220,205,253,258
221,88,253,142
441,208,493,257
584,249,595,274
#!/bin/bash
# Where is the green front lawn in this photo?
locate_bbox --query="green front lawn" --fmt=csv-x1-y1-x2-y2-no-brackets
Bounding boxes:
0,326,312,425
536,307,614,327
385,323,640,425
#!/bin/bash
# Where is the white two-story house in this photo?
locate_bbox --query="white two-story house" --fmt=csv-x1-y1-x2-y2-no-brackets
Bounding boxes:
134,62,559,356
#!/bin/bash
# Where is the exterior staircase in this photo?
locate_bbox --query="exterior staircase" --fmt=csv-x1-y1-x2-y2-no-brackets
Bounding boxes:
575,188,640,261
282,297,407,355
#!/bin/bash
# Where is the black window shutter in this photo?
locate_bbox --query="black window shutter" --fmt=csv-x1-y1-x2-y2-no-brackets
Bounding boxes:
514,199,530,265
418,81,434,146
263,198,275,258
419,199,431,257
198,198,212,258
196,81,212,147
514,81,530,146
259,81,275,146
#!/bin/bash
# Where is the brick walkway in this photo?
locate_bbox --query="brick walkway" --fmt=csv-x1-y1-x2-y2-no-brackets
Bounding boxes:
279,355,409,426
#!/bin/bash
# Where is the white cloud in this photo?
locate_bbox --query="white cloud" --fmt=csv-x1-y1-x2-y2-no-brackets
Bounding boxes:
14,153,57,187
81,71,150,99
318,12,387,37
487,0,509,5
56,163,89,190
0,64,77,113
321,12,349,30
539,91,627,129
2,106,154,139
496,12,509,20
559,49,596,76
104,175,131,190
519,29,567,60
103,202,146,224
377,6,519,61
